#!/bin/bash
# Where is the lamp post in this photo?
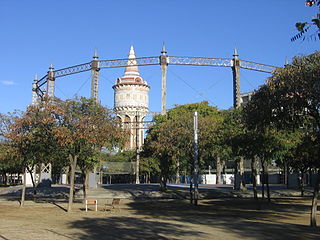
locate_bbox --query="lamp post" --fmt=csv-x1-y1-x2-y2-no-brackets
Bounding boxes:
193,112,199,206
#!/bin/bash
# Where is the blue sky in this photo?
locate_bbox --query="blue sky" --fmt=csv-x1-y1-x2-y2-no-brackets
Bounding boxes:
0,0,319,114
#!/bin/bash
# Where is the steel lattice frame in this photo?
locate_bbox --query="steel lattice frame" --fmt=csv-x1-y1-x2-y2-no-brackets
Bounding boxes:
35,55,277,100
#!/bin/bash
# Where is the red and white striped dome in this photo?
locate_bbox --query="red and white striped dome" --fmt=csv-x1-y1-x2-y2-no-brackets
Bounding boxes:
116,46,147,85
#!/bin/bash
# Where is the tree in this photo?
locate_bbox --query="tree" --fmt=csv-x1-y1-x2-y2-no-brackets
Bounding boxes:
77,145,100,199
246,51,320,226
0,141,23,185
199,111,229,185
53,98,125,212
243,92,290,202
144,113,192,190
0,112,23,185
289,134,316,196
139,156,160,184
5,103,61,206
292,0,320,41
143,102,224,195
221,109,247,191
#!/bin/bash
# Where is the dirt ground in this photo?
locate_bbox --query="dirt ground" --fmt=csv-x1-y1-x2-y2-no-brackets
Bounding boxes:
0,187,319,240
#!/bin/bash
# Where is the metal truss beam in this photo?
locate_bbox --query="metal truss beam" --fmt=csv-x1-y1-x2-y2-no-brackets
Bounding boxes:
240,60,276,73
168,56,233,67
100,56,160,68
54,62,92,78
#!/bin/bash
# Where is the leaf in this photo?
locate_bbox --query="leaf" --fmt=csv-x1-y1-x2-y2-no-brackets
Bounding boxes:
295,22,307,32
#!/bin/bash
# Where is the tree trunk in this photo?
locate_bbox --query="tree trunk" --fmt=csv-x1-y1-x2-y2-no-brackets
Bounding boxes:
266,164,270,202
3,173,8,185
82,169,89,201
300,170,305,197
175,160,180,184
251,157,258,201
38,164,42,186
216,156,223,184
26,165,37,199
239,157,246,190
176,161,180,184
234,159,238,190
234,157,246,190
20,167,27,207
68,154,78,212
261,159,265,199
159,174,167,191
190,180,193,205
310,170,320,227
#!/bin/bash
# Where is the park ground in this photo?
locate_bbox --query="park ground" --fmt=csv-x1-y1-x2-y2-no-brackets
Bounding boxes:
0,184,319,240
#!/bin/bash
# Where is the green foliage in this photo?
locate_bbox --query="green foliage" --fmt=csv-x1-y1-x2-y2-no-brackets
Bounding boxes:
140,156,160,175
0,142,23,175
5,102,61,169
296,22,308,32
143,101,225,181
220,108,245,160
244,51,320,169
54,97,126,164
0,112,24,175
2,98,126,177
103,151,136,162
292,1,320,41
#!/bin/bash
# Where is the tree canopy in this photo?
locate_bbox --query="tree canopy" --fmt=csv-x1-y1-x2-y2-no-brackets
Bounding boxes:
244,51,320,226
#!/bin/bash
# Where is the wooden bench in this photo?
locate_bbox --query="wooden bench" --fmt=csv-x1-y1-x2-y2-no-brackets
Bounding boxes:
104,198,121,212
85,198,98,212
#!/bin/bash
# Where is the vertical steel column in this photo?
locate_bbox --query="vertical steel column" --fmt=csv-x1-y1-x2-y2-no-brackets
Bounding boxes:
46,64,55,100
32,74,38,105
91,50,100,103
232,49,246,191
232,49,241,108
160,44,168,115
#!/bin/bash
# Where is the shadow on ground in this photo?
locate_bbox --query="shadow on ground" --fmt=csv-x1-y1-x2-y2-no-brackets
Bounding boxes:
123,198,320,240
70,216,204,240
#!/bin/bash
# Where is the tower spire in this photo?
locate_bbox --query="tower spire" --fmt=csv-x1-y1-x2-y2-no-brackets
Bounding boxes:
285,56,289,66
233,48,239,59
123,45,139,77
161,42,167,55
93,49,99,60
